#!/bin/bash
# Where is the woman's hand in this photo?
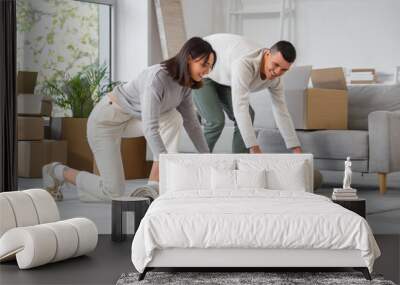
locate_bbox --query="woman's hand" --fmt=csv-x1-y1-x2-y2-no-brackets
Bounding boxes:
148,161,160,182
292,147,302,154
250,145,262,154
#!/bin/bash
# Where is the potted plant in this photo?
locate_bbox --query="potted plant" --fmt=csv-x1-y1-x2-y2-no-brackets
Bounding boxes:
43,64,120,171
43,63,119,118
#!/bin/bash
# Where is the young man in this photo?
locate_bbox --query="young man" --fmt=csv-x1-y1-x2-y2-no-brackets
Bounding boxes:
193,33,301,154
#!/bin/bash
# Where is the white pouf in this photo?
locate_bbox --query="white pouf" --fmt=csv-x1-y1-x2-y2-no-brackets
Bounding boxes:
0,189,98,269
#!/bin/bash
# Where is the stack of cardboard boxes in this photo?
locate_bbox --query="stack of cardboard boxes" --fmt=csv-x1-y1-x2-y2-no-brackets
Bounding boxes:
17,71,147,179
17,71,68,178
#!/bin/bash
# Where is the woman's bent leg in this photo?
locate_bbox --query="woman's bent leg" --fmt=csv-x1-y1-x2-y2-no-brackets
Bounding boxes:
75,98,129,202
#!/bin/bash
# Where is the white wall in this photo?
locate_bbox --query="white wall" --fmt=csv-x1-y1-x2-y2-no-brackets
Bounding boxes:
180,0,215,38
114,0,216,78
115,0,400,82
294,0,400,79
176,0,400,82
148,0,163,65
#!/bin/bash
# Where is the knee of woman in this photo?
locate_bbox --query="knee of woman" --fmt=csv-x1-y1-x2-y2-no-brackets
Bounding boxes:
101,180,125,198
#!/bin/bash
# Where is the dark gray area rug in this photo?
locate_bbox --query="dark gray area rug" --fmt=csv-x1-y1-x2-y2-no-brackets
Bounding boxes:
116,271,396,285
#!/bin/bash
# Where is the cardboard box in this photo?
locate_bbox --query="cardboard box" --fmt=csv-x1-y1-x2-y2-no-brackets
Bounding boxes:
311,67,348,90
304,88,348,129
284,67,348,130
350,68,377,84
93,137,147,179
309,67,348,129
18,140,67,178
17,116,44,140
18,94,52,116
17,71,37,95
61,118,93,172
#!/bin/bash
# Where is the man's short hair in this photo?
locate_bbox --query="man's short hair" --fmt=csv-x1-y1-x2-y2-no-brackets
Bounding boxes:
270,41,296,63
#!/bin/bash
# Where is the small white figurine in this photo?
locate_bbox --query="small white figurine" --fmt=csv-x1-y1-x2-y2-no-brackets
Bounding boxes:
343,157,352,189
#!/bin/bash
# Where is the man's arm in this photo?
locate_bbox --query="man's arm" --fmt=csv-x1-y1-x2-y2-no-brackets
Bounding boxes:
269,78,301,152
231,60,301,154
231,60,260,152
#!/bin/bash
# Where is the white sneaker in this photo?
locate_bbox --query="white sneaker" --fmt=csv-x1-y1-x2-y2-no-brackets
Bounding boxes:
42,162,64,201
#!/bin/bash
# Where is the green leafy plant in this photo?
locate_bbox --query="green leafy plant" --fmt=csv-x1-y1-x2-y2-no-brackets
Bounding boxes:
43,64,120,118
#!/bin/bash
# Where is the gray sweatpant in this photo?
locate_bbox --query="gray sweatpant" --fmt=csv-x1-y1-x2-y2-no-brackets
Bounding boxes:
75,96,182,202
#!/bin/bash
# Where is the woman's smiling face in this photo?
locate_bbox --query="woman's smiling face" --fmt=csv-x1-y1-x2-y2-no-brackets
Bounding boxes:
188,53,215,82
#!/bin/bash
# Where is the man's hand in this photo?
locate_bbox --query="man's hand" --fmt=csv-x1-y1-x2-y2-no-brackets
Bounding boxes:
292,147,302,154
250,145,263,154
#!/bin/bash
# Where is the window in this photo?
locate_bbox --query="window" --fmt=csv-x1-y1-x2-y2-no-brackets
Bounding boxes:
16,0,114,187
17,0,113,102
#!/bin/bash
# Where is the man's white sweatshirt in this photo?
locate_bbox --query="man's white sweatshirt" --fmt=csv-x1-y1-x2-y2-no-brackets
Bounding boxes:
205,33,300,149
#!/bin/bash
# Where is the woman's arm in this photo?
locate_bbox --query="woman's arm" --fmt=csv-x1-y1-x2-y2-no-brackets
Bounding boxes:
176,90,210,153
141,76,168,161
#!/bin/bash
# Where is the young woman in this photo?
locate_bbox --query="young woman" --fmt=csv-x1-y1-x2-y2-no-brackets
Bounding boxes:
43,37,216,202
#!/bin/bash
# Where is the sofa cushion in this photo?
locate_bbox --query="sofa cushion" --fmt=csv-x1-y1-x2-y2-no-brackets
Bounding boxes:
314,158,368,172
257,128,369,160
348,84,400,130
248,85,400,131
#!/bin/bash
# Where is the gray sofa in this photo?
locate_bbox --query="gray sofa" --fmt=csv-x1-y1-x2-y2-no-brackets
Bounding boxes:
255,84,400,194
179,84,400,193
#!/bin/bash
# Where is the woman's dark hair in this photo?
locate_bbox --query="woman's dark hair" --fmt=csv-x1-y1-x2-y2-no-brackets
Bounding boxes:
161,37,217,89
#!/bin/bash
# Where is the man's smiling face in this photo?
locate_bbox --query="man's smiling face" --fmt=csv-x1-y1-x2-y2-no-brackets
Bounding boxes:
263,50,292,80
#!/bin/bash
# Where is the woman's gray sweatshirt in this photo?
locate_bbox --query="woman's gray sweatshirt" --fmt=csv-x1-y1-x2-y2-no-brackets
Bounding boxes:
113,64,209,160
